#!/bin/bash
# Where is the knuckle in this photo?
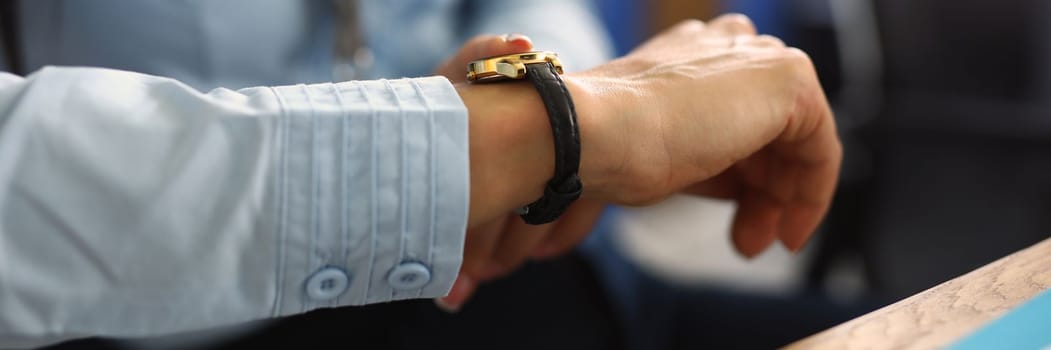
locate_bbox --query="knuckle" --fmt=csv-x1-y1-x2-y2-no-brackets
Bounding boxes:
719,13,756,32
684,18,706,28
674,19,707,33
772,47,816,81
783,47,813,63
722,12,750,23
756,34,785,47
832,136,845,159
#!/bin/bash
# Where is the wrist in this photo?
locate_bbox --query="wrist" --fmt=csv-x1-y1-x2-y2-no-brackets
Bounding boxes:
456,74,619,226
568,70,663,205
457,81,551,226
561,74,620,200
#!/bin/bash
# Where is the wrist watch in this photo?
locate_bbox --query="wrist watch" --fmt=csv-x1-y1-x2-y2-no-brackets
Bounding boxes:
466,51,582,225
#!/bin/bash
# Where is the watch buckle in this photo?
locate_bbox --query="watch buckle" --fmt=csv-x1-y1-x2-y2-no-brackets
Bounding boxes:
466,51,563,83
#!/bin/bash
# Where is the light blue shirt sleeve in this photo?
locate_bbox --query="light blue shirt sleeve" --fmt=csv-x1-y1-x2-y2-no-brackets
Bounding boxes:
0,66,469,348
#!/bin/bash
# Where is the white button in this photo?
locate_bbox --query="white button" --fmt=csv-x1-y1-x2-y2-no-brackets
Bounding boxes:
305,267,349,301
388,262,431,290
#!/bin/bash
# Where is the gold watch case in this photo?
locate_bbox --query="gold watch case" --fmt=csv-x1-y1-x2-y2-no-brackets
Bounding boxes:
466,51,564,83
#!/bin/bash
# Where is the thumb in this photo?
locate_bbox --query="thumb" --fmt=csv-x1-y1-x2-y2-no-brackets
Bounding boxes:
435,33,534,83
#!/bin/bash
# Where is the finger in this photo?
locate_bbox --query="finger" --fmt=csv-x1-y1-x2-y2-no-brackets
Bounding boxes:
435,34,534,82
485,219,553,281
667,18,707,36
777,113,842,251
434,273,477,313
439,215,510,312
461,215,509,278
777,200,830,252
746,34,785,48
730,190,783,258
476,33,533,60
708,13,757,36
632,19,706,53
531,199,607,259
766,60,842,251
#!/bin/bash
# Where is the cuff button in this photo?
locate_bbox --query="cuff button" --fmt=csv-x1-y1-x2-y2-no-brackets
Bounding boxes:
388,262,431,291
305,267,350,301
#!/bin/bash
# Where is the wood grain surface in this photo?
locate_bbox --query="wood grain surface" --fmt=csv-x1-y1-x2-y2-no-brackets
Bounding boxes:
783,237,1051,350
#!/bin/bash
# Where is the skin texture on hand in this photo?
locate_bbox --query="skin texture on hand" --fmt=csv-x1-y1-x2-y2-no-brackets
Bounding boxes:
435,13,842,312
574,15,842,258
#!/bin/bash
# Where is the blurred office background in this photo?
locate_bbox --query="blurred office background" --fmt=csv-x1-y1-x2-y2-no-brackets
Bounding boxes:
591,0,1051,346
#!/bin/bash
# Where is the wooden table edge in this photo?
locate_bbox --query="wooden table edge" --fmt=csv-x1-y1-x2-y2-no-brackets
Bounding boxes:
782,237,1051,350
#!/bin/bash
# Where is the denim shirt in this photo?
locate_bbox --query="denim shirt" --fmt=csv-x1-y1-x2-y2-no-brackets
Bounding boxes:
0,0,613,348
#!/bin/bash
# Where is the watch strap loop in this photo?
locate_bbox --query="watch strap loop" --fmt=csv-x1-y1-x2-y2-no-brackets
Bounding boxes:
520,173,583,225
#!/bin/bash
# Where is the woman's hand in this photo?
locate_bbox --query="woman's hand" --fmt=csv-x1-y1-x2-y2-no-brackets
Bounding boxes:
572,14,841,257
442,13,842,311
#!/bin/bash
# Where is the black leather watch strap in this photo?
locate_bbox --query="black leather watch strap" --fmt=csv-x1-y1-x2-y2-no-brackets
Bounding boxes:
518,61,582,225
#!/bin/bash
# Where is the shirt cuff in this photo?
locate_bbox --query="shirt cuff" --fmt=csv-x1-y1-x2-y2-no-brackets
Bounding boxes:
265,76,468,315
